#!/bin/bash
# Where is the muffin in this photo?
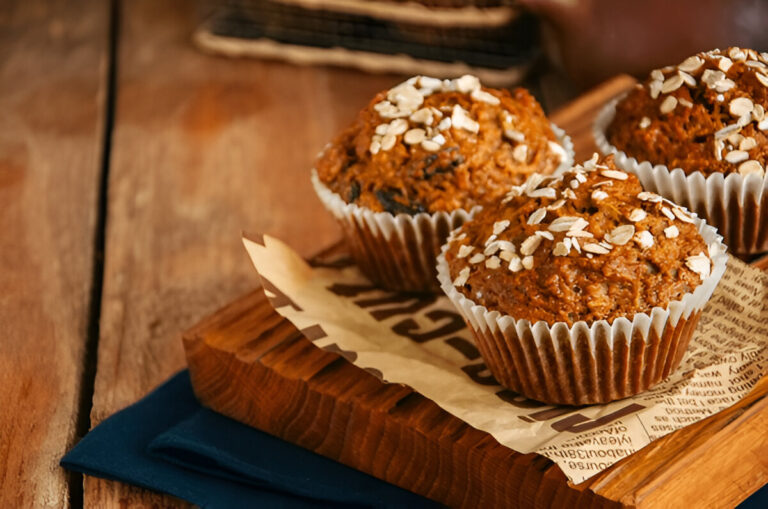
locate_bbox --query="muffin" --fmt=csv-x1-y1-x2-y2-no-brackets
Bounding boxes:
437,155,727,405
313,74,572,292
594,47,768,255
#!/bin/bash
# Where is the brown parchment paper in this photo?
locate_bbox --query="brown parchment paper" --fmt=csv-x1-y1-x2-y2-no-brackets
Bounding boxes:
243,234,768,483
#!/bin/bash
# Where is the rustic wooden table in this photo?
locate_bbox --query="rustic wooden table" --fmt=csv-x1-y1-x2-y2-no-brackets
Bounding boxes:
1,0,396,505
0,1,762,508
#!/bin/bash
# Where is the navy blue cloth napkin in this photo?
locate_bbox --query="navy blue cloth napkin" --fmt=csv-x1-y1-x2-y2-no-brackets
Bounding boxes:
61,371,438,508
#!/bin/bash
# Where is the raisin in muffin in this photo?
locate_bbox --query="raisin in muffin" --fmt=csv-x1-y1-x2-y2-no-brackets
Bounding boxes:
437,155,727,405
595,47,768,254
313,74,572,292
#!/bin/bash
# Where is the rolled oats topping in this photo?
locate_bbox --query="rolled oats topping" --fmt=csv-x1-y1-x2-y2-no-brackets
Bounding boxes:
600,169,629,180
738,159,764,175
317,75,569,214
492,219,511,235
605,224,635,245
660,96,678,114
468,253,485,264
583,242,611,254
485,256,501,269
444,155,712,325
629,208,647,222
664,225,680,238
456,245,474,258
520,234,543,256
452,267,470,287
370,76,553,155
527,207,547,225
634,230,654,249
608,47,768,178
685,252,712,279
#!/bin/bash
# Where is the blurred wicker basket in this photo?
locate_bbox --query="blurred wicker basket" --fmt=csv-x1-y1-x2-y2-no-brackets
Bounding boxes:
194,0,539,86
268,0,519,28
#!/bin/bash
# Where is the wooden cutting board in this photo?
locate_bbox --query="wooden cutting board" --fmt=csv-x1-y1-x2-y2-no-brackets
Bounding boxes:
183,75,768,508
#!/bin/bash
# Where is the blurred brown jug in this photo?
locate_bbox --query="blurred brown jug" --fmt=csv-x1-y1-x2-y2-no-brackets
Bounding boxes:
519,0,768,88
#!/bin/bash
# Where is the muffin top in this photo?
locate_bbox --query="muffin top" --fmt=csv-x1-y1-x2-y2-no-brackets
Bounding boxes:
443,155,716,326
608,47,768,178
315,75,567,215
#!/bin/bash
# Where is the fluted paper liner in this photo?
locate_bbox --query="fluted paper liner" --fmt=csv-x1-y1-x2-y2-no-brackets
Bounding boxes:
436,217,728,405
243,233,768,484
594,98,768,255
312,124,574,292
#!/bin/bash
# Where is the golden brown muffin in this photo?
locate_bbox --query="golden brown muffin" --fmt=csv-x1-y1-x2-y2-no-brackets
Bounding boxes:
316,75,568,214
444,155,713,325
607,47,768,178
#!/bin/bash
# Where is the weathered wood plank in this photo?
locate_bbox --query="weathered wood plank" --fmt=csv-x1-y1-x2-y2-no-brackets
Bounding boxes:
86,0,396,505
0,0,108,506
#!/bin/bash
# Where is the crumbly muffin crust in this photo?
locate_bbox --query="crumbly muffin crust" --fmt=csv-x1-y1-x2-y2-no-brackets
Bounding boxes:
316,75,567,214
444,155,716,326
608,47,768,177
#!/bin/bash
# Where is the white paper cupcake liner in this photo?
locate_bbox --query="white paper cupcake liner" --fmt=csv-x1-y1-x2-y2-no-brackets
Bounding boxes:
313,124,574,292
436,217,728,405
594,98,768,255
313,170,475,291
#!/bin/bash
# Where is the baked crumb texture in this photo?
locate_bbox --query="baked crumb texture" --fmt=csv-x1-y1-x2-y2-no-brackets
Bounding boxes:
609,47,768,177
445,155,716,326
316,75,567,214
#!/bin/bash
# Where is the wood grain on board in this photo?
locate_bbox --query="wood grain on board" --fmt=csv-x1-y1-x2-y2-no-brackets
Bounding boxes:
0,0,107,506
184,75,768,508
184,284,768,508
85,0,397,505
